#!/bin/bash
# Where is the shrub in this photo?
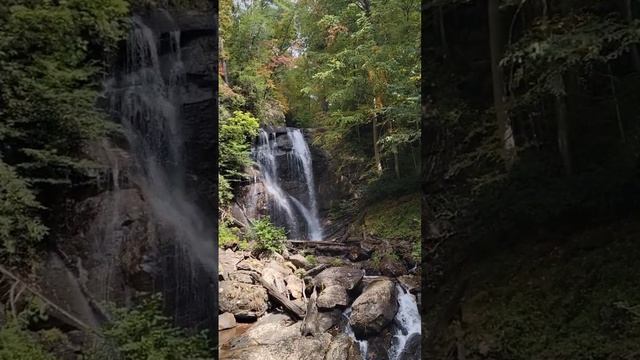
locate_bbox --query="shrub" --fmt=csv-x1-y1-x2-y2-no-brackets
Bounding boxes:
250,217,286,254
96,294,211,360
304,254,317,266
218,221,239,248
0,160,48,265
0,321,53,360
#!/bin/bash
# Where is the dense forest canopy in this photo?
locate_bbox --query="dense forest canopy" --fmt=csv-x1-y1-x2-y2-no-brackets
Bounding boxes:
219,0,420,202
218,0,421,257
0,0,130,265
425,0,640,358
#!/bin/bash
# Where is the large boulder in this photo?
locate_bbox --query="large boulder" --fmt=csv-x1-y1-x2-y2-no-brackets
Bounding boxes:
228,314,301,349
219,281,268,319
313,267,364,290
222,333,332,360
325,333,363,360
288,254,312,269
317,285,349,309
349,280,398,337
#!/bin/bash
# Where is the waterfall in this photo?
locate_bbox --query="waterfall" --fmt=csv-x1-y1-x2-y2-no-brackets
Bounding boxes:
252,128,323,240
388,285,421,360
103,15,214,325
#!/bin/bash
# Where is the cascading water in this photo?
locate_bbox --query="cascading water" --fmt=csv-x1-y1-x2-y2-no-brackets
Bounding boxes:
103,15,215,326
252,128,323,240
344,285,421,360
389,285,421,360
343,308,369,358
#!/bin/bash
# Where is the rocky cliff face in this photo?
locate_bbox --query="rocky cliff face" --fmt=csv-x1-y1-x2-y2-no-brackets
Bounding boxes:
239,127,346,239
44,7,217,332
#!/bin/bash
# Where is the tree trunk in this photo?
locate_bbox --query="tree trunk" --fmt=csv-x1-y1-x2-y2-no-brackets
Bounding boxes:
393,146,400,178
622,0,640,72
488,0,516,170
373,97,383,174
438,6,449,57
554,75,572,175
608,64,626,143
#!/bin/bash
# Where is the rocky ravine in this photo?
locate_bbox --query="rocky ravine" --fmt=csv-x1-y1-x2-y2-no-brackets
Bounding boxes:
218,245,421,360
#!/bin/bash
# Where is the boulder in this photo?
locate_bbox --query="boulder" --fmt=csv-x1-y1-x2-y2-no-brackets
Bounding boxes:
317,285,349,309
265,260,293,276
365,328,394,360
285,274,305,299
379,257,407,277
219,249,243,280
325,333,363,360
219,281,268,319
219,312,237,330
289,254,312,269
313,267,363,291
237,258,264,274
228,313,301,349
349,280,398,336
317,309,343,332
228,270,255,284
222,333,332,360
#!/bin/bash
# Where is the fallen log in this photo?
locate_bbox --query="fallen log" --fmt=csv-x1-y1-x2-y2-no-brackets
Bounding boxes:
305,264,329,277
251,273,306,319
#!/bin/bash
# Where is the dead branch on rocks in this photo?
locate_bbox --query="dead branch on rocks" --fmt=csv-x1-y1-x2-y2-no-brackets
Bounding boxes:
251,273,306,319
0,265,99,335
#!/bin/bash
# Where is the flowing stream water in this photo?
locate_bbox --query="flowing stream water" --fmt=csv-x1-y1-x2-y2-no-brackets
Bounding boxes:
103,15,215,325
252,128,323,240
344,285,421,360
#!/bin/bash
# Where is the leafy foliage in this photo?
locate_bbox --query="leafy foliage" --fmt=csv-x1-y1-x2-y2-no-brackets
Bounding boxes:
0,160,48,264
97,294,211,360
219,110,260,180
250,217,287,253
0,320,53,360
0,0,129,265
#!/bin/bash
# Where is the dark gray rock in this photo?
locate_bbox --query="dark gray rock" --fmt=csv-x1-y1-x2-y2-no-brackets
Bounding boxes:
317,285,349,309
313,267,364,291
325,333,363,360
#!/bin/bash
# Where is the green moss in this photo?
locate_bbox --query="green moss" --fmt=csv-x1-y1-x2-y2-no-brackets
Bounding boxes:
305,254,317,266
363,194,420,241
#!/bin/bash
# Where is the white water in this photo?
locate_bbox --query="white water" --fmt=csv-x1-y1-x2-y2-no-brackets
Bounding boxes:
103,16,214,270
344,285,420,360
252,128,323,240
288,129,322,240
343,307,369,358
389,285,422,360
